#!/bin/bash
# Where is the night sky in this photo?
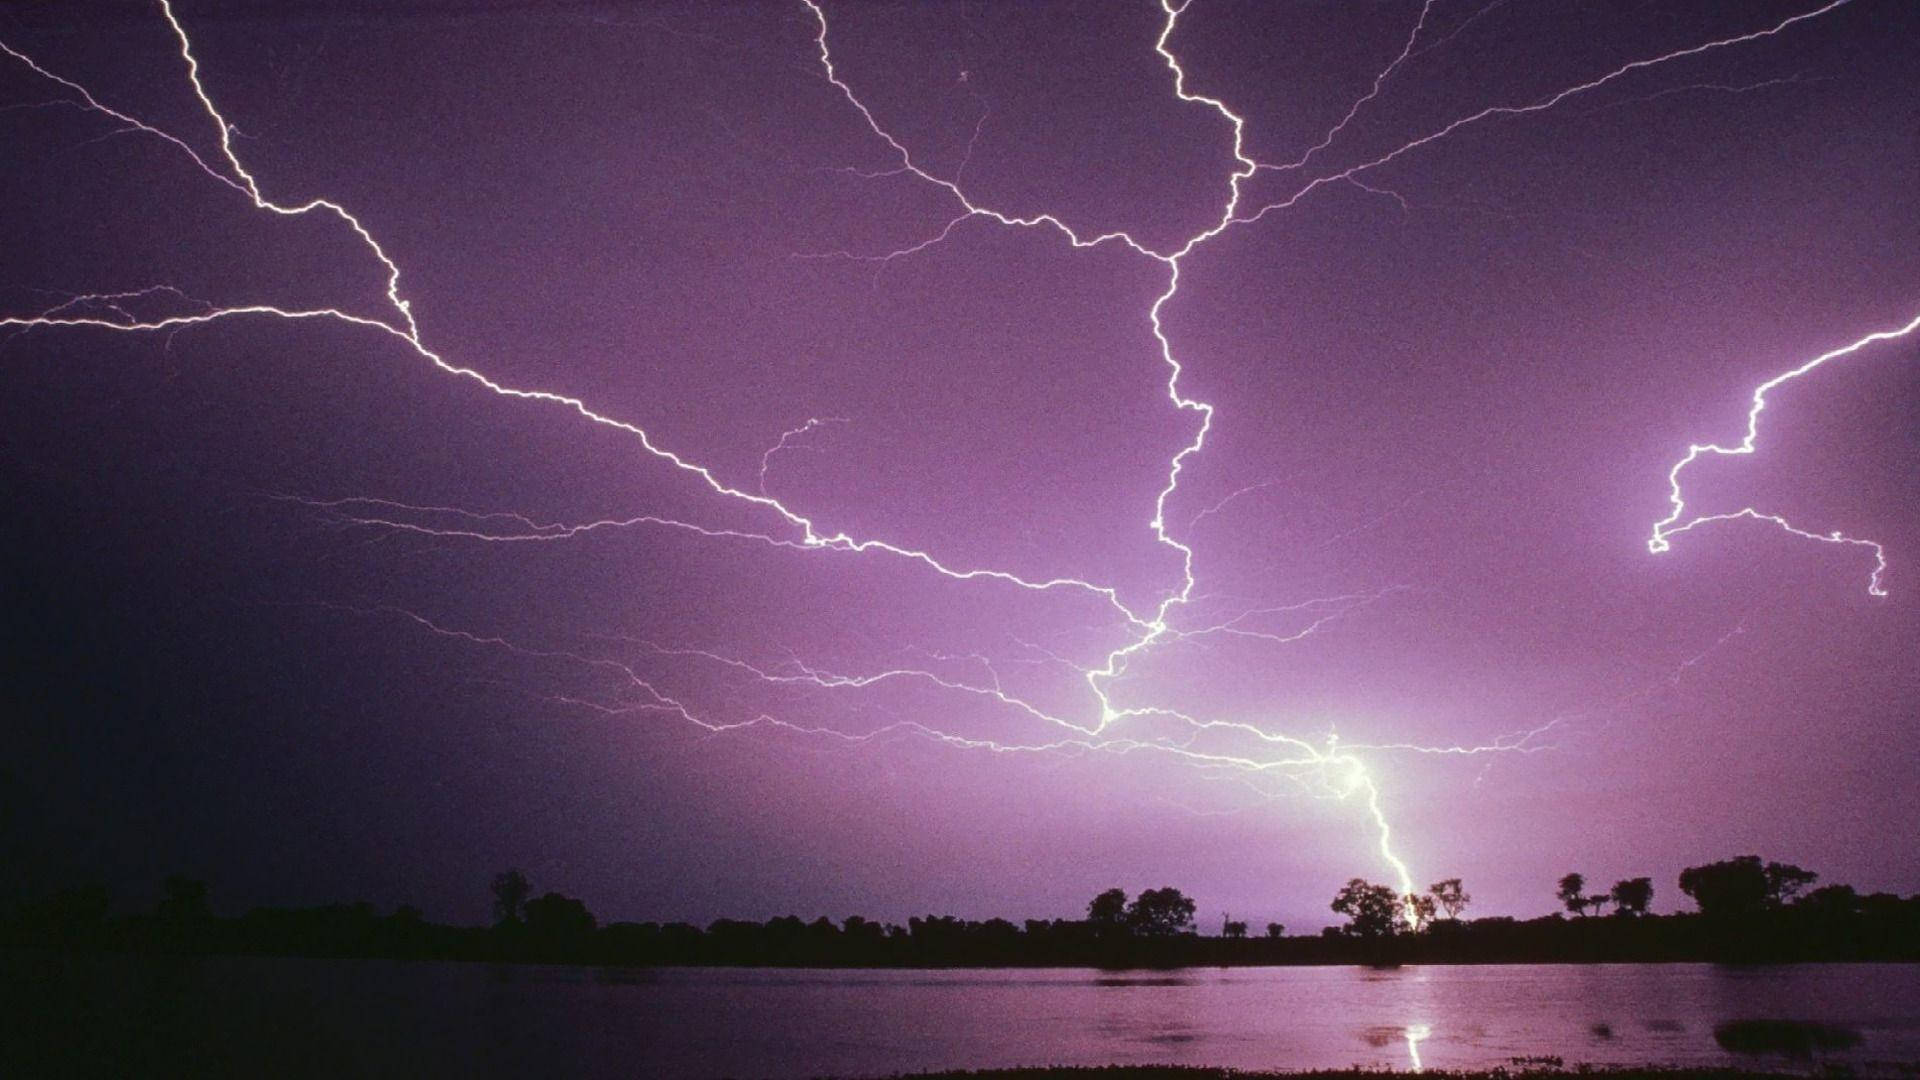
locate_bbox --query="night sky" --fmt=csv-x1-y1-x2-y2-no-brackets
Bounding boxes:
2,0,1916,934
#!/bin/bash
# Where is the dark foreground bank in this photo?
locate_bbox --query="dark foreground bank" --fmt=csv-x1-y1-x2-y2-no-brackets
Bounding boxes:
9,888,1920,968
10,855,1919,968
9,905,1919,967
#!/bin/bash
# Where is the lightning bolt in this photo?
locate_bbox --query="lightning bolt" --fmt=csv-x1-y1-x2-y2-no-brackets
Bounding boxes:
757,416,848,497
791,0,1865,892
2,0,1873,910
1261,0,1439,175
1234,0,1859,228
1,2,1151,630
1650,311,1920,596
799,0,1268,744
786,35,1273,892
1184,478,1288,533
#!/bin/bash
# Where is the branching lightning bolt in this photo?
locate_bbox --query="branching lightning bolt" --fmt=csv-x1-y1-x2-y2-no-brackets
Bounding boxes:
1260,0,1438,176
1233,0,1858,229
790,0,1867,893
1650,312,1920,596
0,2,1146,628
1,0,1876,909
789,0,1444,888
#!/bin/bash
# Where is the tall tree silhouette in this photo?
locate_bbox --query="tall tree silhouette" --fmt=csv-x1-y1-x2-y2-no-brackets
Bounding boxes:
523,892,596,938
1557,872,1588,916
1428,878,1470,920
1331,879,1401,939
1087,888,1128,937
1126,887,1196,936
1611,877,1653,916
1679,856,1817,918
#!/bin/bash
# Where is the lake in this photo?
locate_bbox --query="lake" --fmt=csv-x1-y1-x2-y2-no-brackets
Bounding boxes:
10,954,1920,1077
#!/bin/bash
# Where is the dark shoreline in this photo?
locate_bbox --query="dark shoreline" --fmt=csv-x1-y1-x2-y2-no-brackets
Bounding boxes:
10,865,1918,969
14,857,1916,970
9,903,1919,969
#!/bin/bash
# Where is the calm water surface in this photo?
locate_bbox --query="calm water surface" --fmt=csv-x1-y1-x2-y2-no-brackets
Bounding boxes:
17,955,1920,1077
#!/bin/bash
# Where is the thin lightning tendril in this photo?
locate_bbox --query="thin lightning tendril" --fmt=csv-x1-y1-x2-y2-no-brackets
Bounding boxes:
758,416,849,497
1261,0,1438,175
1233,0,1860,230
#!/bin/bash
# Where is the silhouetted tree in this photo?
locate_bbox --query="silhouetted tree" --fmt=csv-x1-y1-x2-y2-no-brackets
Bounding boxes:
1557,873,1588,916
1680,858,1764,917
1798,883,1859,917
153,875,212,950
842,915,885,950
523,892,596,938
1127,887,1196,936
1679,856,1818,918
1584,893,1612,916
157,875,211,924
491,869,532,926
1428,878,1470,920
1331,878,1401,939
1611,877,1653,916
1765,861,1819,905
9,862,1915,968
1087,887,1128,935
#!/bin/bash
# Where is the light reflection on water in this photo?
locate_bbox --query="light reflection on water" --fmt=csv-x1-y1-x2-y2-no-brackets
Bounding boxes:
19,955,1920,1078
1406,1023,1433,1070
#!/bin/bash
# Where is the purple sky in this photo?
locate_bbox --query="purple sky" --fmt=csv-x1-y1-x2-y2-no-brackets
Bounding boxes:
2,1,1916,933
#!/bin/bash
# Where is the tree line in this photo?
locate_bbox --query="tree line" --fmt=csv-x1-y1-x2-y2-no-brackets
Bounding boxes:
5,854,1916,968
1322,855,1833,937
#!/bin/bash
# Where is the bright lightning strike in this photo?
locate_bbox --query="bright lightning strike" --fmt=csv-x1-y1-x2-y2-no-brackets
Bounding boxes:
1650,312,1920,596
1,0,1879,909
793,0,1445,876
792,0,1868,888
0,2,1146,628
